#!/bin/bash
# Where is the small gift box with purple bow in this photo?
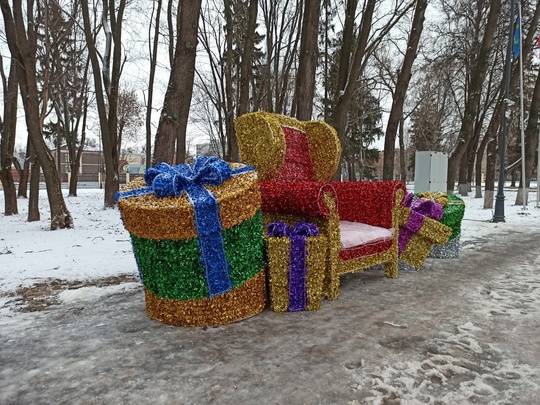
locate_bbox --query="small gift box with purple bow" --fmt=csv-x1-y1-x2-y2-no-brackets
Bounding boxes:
116,156,267,327
265,221,327,312
397,193,452,269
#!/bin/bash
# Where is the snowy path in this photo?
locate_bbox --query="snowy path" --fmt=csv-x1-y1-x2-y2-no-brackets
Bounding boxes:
1,227,539,404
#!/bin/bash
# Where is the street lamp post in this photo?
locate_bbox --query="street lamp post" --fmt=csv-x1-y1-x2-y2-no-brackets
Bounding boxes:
493,0,515,223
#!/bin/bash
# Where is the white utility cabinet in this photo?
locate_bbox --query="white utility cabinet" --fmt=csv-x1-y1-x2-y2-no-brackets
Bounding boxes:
414,151,448,193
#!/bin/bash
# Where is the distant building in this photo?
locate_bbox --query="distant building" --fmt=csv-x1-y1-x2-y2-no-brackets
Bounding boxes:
196,143,213,157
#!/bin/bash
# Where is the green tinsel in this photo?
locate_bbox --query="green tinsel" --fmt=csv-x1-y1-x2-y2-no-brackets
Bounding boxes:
440,194,465,240
131,210,265,300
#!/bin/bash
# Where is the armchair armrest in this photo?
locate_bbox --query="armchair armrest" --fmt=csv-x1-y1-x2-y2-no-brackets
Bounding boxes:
328,181,407,228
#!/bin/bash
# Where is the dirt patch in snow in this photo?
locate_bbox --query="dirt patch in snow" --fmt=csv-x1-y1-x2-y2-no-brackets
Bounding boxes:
1,274,139,312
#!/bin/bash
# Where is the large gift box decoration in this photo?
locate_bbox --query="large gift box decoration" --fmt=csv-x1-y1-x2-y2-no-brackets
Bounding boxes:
265,221,327,312
116,157,267,326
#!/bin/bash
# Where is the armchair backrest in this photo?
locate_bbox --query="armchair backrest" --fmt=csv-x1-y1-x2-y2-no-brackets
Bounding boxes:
234,112,342,182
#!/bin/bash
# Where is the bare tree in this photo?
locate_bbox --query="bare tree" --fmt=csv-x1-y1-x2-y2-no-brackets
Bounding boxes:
145,0,162,169
445,0,501,193
1,0,73,229
293,0,322,120
259,0,303,114
117,87,144,161
81,0,127,207
382,0,427,180
153,0,203,165
0,53,18,215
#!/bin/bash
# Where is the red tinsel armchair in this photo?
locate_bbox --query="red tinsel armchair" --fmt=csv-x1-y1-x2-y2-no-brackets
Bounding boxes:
234,112,406,299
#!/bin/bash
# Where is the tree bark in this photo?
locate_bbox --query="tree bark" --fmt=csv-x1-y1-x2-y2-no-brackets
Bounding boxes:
146,0,162,169
445,0,501,193
0,55,18,215
237,0,258,118
28,157,40,222
153,0,202,165
515,63,540,205
1,0,72,229
223,0,236,162
294,0,321,121
383,0,427,180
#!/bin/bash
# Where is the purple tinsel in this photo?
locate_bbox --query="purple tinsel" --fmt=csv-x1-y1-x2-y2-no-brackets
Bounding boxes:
268,221,319,311
399,193,444,253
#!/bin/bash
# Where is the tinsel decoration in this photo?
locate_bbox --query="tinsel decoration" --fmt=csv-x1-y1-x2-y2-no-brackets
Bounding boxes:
234,111,341,181
235,111,407,300
427,193,465,259
266,221,326,312
397,193,452,268
116,156,267,326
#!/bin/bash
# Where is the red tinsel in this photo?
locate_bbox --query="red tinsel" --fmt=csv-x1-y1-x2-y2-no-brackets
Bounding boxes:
274,127,315,181
261,180,406,229
339,238,394,261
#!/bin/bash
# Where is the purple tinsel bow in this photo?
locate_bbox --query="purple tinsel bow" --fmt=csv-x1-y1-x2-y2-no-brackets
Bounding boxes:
267,221,320,311
399,193,444,253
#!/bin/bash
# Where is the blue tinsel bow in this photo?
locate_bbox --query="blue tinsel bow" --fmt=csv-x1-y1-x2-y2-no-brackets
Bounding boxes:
116,156,255,297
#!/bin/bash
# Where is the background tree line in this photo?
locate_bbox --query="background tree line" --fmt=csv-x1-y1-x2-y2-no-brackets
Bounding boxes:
1,0,539,230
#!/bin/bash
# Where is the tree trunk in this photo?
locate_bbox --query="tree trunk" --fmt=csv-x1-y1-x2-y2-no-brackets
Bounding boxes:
515,63,540,206
475,107,502,198
237,0,258,118
446,0,501,193
383,0,427,180
81,0,126,207
1,0,72,229
484,137,497,209
294,0,321,121
0,54,18,215
153,0,202,165
331,0,376,180
146,0,162,169
399,116,406,182
458,152,468,196
28,157,40,222
223,0,236,162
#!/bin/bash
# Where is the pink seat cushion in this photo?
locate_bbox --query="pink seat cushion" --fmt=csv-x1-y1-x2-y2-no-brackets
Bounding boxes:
339,220,394,249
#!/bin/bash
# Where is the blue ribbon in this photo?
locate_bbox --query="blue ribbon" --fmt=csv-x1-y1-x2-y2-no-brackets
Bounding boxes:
116,156,255,297
267,221,319,311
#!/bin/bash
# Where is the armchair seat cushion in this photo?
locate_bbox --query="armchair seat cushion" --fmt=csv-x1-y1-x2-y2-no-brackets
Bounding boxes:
339,221,394,261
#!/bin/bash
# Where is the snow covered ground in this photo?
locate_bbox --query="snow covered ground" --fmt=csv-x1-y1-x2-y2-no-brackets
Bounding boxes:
1,184,540,405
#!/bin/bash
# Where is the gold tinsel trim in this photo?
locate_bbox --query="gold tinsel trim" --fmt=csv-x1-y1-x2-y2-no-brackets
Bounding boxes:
265,234,327,312
234,112,342,181
417,191,450,207
118,171,261,240
144,270,266,327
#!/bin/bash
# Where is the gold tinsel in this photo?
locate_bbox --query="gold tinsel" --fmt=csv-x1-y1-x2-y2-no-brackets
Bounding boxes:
118,170,262,240
144,270,266,327
265,234,327,312
417,191,450,207
234,112,341,182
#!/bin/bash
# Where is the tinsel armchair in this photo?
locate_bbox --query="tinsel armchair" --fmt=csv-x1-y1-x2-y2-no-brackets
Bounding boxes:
234,112,406,299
